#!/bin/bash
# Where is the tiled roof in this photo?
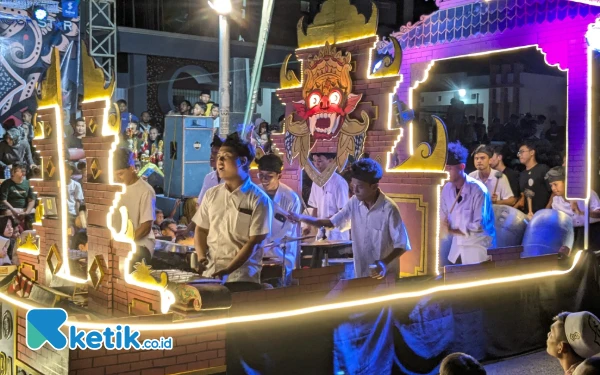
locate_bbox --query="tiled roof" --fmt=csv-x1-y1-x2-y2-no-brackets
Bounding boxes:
387,0,600,50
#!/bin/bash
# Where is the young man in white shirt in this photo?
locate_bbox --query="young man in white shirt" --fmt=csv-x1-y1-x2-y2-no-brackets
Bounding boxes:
441,142,496,265
66,163,84,221
193,133,272,292
290,159,411,279
256,154,302,284
546,166,600,251
306,153,349,241
113,148,156,272
469,144,515,206
197,134,224,206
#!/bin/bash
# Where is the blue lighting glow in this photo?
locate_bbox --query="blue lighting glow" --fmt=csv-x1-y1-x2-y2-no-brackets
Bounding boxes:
372,60,383,73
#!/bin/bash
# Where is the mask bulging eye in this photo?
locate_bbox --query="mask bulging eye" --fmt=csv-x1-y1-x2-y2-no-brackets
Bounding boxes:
309,93,321,108
329,91,341,105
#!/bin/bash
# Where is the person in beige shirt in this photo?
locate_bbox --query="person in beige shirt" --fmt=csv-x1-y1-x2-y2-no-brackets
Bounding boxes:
192,133,272,292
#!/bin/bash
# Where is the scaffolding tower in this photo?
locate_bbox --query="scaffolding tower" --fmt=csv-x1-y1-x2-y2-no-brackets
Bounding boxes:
85,0,117,85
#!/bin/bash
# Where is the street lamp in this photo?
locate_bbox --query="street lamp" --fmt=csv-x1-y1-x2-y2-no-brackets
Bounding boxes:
458,89,467,97
209,0,231,136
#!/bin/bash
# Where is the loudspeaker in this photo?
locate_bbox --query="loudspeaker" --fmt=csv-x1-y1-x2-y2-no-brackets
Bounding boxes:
163,115,215,197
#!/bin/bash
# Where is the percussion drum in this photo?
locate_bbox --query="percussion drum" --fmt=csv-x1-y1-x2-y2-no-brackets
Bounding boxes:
493,204,528,247
522,209,574,257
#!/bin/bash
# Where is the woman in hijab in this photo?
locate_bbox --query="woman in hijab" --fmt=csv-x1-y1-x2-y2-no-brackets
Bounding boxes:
0,216,17,265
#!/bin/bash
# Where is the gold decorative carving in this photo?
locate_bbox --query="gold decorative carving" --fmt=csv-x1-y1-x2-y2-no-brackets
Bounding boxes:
88,255,105,289
37,48,62,109
90,158,102,180
16,233,40,254
44,156,56,179
18,263,38,282
279,54,301,89
88,117,98,135
131,259,168,289
46,244,63,275
128,298,157,316
388,194,429,277
394,115,448,171
297,0,378,49
107,102,121,134
32,118,44,139
43,120,53,138
34,201,44,224
81,42,115,102
371,37,402,78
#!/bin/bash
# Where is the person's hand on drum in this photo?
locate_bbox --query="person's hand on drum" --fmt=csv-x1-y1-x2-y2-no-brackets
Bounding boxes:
369,260,386,279
194,257,209,274
212,267,230,279
491,193,498,204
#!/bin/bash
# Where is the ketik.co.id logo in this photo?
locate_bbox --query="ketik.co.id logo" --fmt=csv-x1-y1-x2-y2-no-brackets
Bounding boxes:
26,308,173,350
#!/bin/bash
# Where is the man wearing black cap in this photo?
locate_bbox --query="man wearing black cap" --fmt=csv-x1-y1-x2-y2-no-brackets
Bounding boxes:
441,142,496,265
256,154,302,283
546,166,600,250
192,133,272,291
113,148,156,270
197,134,224,206
290,159,410,279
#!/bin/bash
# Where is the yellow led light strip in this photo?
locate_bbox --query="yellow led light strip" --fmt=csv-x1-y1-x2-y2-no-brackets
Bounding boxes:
0,250,581,330
97,99,176,314
31,104,87,284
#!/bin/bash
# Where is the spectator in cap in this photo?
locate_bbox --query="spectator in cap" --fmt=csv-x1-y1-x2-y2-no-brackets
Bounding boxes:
197,134,225,207
546,166,600,251
440,141,496,265
547,311,600,374
290,158,411,279
439,352,486,375
256,154,302,285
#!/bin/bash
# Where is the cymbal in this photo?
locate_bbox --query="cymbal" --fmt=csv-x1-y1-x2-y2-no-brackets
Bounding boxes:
301,240,353,248
262,235,314,249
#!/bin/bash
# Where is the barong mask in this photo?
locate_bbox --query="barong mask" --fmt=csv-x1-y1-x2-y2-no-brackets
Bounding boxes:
284,43,369,187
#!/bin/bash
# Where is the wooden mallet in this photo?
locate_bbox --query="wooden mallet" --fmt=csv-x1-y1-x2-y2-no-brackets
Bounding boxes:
492,171,503,198
524,189,535,218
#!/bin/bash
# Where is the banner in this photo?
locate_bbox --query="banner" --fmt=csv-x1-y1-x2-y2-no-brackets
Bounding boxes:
0,0,80,124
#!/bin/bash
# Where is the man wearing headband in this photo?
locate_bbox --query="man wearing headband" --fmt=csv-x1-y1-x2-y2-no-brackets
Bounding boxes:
256,154,302,284
113,148,156,270
546,166,600,250
197,134,224,206
290,159,411,279
192,133,272,292
469,144,515,206
441,142,496,265
306,153,350,241
547,311,600,374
